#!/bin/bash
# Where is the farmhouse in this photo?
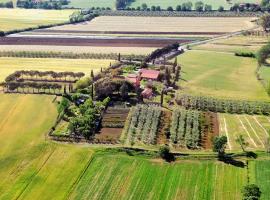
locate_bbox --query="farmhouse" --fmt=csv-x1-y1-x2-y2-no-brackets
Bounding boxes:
139,69,160,81
125,74,140,87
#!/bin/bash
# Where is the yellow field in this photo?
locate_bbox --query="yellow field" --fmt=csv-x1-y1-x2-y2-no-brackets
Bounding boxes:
0,8,75,32
48,16,256,33
0,45,154,55
0,57,113,81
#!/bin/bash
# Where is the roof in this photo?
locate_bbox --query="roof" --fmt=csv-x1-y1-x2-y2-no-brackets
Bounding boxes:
141,88,153,98
126,74,140,86
139,69,160,80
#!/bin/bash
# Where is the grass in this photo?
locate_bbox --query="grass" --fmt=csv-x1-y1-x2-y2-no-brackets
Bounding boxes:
0,57,113,81
178,50,269,101
130,0,259,10
65,0,115,9
69,153,246,200
259,66,270,83
219,113,270,151
0,8,74,32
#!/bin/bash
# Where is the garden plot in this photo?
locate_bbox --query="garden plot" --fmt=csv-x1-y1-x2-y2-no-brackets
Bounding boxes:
219,113,270,151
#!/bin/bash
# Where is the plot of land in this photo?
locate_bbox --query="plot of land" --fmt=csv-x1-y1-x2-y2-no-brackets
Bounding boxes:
65,0,115,9
179,50,269,101
219,113,270,151
69,154,246,200
0,8,74,32
130,0,259,10
47,16,256,34
0,57,113,81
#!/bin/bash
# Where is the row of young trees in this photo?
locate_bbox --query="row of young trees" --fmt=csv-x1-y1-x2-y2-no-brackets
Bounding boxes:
170,109,202,149
5,70,85,83
121,105,162,145
176,94,270,115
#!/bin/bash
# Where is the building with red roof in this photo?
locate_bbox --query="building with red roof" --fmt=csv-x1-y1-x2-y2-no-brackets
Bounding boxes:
139,69,160,81
126,74,140,87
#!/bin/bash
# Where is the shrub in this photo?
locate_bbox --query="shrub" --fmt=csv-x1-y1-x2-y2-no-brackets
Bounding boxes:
235,51,256,58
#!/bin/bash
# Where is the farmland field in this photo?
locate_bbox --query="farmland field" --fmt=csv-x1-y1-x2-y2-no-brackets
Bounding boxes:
219,113,270,151
0,57,113,81
65,0,115,9
179,50,269,101
47,16,256,34
130,0,259,10
69,153,246,200
259,66,270,83
0,8,74,32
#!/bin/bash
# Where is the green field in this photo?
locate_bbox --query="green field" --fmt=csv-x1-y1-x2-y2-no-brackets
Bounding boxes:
259,66,270,83
0,8,74,32
219,113,270,151
66,0,115,9
178,50,269,101
0,57,113,81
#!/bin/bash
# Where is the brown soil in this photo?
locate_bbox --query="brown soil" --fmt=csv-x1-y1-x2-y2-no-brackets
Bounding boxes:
156,110,171,145
201,112,219,149
0,37,192,48
95,128,122,142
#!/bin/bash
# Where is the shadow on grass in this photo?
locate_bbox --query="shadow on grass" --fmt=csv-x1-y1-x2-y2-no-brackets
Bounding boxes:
218,155,245,168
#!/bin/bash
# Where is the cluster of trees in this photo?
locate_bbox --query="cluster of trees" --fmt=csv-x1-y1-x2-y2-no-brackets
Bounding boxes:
115,0,134,10
5,70,84,83
170,109,202,149
122,105,162,145
258,41,270,66
0,1,13,8
0,51,145,61
176,94,270,115
230,3,261,12
144,43,179,63
17,0,68,9
69,11,98,23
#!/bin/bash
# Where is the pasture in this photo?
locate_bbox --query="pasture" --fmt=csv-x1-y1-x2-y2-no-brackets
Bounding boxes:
48,16,256,34
0,57,113,81
66,0,115,9
219,113,270,151
130,0,259,10
0,8,74,32
179,50,269,101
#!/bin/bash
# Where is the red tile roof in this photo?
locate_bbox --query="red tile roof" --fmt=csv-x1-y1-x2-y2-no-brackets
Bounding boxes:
139,69,160,80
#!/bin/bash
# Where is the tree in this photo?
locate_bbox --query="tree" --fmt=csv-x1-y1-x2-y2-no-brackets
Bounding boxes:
164,67,171,86
260,14,270,32
212,136,227,157
141,3,148,10
182,2,193,11
176,5,181,11
120,82,129,100
151,5,156,11
242,184,262,200
173,57,177,73
218,6,224,11
195,1,204,11
236,135,248,152
159,145,174,161
167,6,173,11
204,4,212,11
257,42,270,66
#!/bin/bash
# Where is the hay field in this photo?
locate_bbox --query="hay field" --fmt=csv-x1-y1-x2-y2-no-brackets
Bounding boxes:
193,35,268,53
65,0,115,9
0,57,113,81
0,45,154,55
0,8,74,32
219,113,270,151
48,16,256,33
179,50,269,101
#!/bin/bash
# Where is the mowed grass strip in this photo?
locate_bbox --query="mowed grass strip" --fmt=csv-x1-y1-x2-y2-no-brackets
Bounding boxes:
70,154,246,200
179,51,269,101
0,94,93,200
0,57,113,81
219,113,270,151
0,8,74,32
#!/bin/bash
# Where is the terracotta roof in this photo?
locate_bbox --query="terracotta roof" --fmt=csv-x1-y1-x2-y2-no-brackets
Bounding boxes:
139,69,160,80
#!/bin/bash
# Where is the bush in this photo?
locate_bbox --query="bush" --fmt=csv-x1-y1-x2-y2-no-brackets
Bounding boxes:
235,51,256,58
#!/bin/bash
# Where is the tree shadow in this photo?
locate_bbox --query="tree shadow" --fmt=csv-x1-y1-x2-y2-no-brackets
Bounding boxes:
218,155,245,168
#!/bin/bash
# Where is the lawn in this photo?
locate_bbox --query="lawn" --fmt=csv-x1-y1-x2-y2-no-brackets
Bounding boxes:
66,0,115,9
0,8,75,32
219,113,270,151
0,94,93,200
130,0,259,10
259,66,270,83
0,57,113,81
69,153,246,200
178,50,269,101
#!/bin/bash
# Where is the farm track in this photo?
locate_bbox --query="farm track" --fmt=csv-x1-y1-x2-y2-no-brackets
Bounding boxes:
0,36,191,48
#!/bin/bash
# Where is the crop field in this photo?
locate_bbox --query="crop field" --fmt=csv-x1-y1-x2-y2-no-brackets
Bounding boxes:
65,0,115,9
130,0,259,10
0,8,74,32
179,50,269,101
47,16,256,34
0,57,113,81
0,94,93,199
69,153,246,200
219,113,270,151
193,35,268,53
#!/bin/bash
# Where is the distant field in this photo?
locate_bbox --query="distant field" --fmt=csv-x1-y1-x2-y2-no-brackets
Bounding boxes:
70,154,246,200
130,0,259,10
193,36,268,53
0,8,74,32
0,45,154,54
179,51,269,101
0,57,113,81
66,0,115,9
219,113,270,151
48,16,256,34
